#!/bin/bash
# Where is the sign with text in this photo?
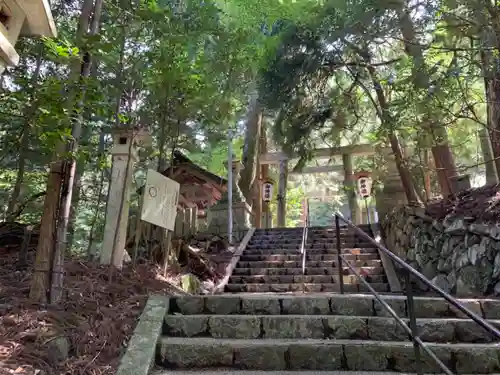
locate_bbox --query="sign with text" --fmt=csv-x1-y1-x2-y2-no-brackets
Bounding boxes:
357,176,373,199
262,180,274,202
141,169,180,231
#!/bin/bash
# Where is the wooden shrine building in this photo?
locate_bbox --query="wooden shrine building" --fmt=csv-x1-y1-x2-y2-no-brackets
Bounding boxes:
161,151,227,234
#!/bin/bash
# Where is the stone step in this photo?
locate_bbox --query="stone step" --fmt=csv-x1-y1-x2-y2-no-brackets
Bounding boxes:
233,268,385,276
251,234,365,241
238,253,381,264
228,274,387,285
228,275,334,284
156,337,500,373
224,283,389,293
152,370,498,375
232,265,384,276
243,248,379,256
251,234,372,240
245,245,374,251
163,314,500,343
168,294,500,319
246,245,373,251
235,260,384,270
247,240,371,247
253,225,374,233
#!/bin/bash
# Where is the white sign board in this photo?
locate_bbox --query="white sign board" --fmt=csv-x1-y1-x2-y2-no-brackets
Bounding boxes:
357,176,373,198
140,169,180,231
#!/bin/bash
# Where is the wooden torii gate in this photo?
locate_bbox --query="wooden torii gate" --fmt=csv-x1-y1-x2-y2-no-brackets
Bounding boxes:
256,144,376,228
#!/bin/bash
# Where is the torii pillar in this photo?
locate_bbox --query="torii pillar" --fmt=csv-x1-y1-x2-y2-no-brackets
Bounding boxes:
342,153,362,224
277,159,288,227
100,128,150,268
374,148,408,221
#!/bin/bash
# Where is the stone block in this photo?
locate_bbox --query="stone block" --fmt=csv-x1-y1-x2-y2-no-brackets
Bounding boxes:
174,296,204,315
234,343,287,370
390,344,452,373
208,316,261,339
159,338,233,368
449,299,483,318
262,316,324,339
288,343,343,370
344,341,389,371
163,315,208,337
270,284,291,292
455,320,497,342
246,284,271,292
481,299,500,319
412,297,449,318
116,296,169,375
454,346,500,373
367,317,407,341
303,283,323,292
325,316,367,339
281,297,330,315
417,319,455,342
374,296,405,317
205,296,240,314
330,295,373,316
241,297,281,315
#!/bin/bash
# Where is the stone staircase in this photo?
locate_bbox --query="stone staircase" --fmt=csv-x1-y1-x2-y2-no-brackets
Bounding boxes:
225,224,389,293
155,293,500,373
152,226,500,374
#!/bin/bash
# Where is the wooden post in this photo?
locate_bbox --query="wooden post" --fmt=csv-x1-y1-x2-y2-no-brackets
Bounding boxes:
19,225,33,266
174,208,184,237
253,180,262,228
191,206,198,234
183,208,192,237
277,159,288,227
162,230,172,276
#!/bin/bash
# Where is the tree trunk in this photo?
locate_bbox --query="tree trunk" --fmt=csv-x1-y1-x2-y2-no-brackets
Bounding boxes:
86,132,106,257
479,126,498,184
430,141,455,197
366,64,421,204
480,50,500,183
239,89,262,202
422,148,432,200
29,164,63,303
50,0,105,304
66,160,86,251
397,6,458,196
30,0,105,304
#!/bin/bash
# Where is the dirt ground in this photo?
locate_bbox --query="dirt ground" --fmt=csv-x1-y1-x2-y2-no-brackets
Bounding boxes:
0,223,228,375
425,182,500,224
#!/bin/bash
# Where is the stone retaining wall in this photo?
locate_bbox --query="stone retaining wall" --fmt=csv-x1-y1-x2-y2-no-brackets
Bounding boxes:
382,206,500,296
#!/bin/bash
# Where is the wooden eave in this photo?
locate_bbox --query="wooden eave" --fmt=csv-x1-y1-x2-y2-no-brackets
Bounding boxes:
19,0,57,37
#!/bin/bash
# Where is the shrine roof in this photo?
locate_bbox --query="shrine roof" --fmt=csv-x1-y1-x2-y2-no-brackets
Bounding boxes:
162,150,227,188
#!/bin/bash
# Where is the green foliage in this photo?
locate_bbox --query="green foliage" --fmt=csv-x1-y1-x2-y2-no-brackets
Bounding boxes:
0,0,496,257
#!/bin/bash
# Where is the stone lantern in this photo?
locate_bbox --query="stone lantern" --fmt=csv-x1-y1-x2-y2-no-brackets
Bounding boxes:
100,127,151,268
206,158,251,236
0,0,56,73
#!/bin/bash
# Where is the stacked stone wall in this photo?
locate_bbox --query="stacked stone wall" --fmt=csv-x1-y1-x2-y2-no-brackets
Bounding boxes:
382,206,500,296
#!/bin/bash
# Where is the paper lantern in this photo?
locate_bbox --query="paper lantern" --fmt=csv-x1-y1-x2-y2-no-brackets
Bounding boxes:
262,180,274,202
357,176,372,198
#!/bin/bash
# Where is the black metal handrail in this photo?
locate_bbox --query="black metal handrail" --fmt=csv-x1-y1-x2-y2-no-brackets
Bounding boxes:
334,213,500,375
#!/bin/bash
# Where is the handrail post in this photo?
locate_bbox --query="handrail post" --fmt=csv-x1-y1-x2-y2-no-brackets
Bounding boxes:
405,271,423,375
335,215,344,294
